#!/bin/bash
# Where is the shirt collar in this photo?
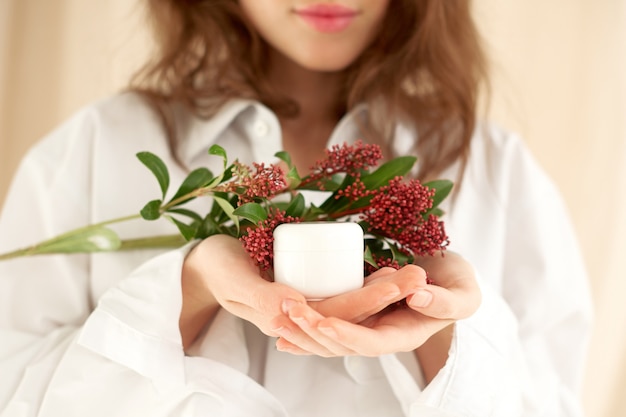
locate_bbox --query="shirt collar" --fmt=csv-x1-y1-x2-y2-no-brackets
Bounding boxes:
176,99,413,168
176,99,258,167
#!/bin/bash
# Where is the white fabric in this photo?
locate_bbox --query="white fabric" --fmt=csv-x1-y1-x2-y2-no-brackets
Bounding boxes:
0,93,592,416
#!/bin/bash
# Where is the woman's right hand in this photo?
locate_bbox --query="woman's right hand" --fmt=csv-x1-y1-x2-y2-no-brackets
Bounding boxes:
179,234,307,348
179,234,406,349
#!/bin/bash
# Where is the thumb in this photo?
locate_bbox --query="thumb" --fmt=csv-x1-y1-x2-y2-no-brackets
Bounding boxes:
406,281,481,320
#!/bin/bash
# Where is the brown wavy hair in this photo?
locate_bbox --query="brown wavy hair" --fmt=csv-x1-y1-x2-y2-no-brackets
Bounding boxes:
131,0,489,182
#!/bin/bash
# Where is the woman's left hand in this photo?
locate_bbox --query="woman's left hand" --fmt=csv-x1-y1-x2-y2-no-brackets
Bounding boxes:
269,251,481,357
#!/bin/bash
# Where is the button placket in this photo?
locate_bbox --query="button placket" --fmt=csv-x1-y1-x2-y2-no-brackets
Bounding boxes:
248,105,282,164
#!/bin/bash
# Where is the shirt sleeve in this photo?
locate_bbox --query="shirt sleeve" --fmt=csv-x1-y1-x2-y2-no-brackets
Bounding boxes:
391,131,593,416
0,108,95,414
0,104,287,417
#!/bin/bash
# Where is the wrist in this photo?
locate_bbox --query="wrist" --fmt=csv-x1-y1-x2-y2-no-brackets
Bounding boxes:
179,241,221,349
415,323,455,383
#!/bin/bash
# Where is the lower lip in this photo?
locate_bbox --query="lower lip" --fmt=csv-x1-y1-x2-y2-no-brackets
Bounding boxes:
296,13,356,33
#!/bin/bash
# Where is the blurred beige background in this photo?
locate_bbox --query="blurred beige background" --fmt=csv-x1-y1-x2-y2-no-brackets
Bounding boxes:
0,1,624,416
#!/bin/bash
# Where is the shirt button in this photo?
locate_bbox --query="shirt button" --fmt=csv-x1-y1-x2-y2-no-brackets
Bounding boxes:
254,120,270,137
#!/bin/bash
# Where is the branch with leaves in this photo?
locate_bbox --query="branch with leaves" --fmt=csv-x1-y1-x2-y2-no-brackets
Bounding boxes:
0,141,452,272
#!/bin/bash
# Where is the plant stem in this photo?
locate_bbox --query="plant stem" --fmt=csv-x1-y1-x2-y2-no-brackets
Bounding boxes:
0,247,36,261
93,213,142,228
118,234,187,250
0,213,143,261
162,186,214,210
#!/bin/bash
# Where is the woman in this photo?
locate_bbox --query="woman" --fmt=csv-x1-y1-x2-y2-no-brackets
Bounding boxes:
0,1,592,416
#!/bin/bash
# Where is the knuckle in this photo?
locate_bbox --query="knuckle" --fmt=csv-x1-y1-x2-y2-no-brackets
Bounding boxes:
399,264,428,282
402,264,426,275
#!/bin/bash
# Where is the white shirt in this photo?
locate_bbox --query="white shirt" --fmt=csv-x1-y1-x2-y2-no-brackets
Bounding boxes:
0,93,592,416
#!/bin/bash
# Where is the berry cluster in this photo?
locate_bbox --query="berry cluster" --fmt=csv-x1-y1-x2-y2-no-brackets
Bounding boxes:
239,208,299,271
236,141,450,273
226,162,287,204
363,177,448,257
0,142,449,267
300,140,383,188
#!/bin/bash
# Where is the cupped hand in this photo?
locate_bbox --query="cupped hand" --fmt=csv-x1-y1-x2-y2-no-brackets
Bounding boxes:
181,234,414,347
181,234,307,341
270,252,481,357
182,235,481,358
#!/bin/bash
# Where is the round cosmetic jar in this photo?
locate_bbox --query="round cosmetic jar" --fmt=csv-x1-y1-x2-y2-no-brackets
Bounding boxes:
273,222,364,300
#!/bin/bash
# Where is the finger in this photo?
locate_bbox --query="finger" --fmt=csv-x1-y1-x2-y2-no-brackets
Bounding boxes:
228,280,306,316
406,280,481,319
199,234,306,308
363,266,400,284
224,282,308,337
273,338,312,355
274,335,355,357
407,252,482,319
310,281,402,323
275,330,354,357
194,235,311,338
312,264,429,323
273,300,356,357
316,311,453,357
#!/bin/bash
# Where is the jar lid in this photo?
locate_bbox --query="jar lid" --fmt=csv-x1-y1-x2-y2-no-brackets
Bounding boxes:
273,222,363,252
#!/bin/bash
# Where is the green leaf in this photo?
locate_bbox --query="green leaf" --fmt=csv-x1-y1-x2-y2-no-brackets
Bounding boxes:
424,179,454,209
140,199,162,221
220,163,235,184
364,237,385,252
275,151,293,168
213,196,239,233
166,208,203,222
346,195,374,212
137,152,170,199
319,175,357,213
195,215,220,240
389,243,411,266
227,194,241,221
35,226,121,254
209,144,228,170
364,246,379,269
206,147,231,189
361,156,416,190
286,166,301,189
285,193,306,218
320,198,352,218
273,201,290,212
208,192,227,215
425,207,444,218
301,204,326,221
167,216,198,241
274,152,302,188
233,202,268,224
297,174,343,191
168,168,214,206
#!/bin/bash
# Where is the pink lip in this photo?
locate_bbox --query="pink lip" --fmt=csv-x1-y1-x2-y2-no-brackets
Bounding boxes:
294,4,359,33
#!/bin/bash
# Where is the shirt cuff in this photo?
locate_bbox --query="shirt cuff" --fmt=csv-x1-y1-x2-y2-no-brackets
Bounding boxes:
77,244,197,391
418,280,524,416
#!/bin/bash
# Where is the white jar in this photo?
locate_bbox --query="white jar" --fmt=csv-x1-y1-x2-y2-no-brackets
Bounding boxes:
273,222,364,300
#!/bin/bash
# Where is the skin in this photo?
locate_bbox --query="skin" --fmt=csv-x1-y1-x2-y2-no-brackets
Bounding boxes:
180,0,483,384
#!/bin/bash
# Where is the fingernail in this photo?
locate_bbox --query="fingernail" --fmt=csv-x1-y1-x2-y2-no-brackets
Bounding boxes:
409,289,432,308
281,298,300,314
275,340,291,352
